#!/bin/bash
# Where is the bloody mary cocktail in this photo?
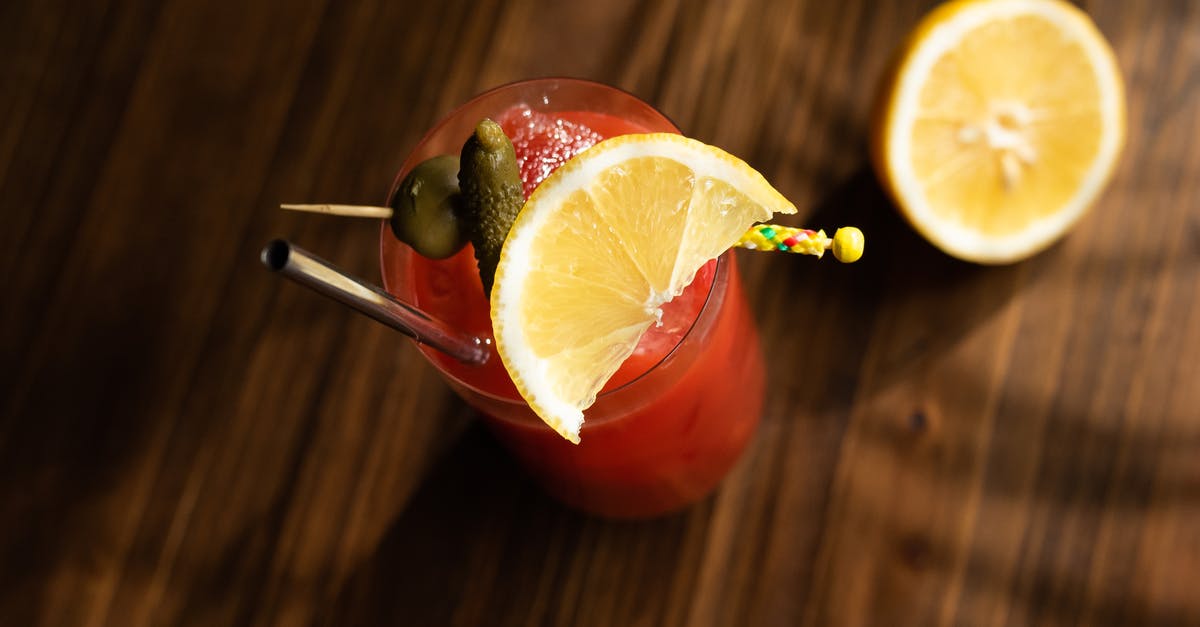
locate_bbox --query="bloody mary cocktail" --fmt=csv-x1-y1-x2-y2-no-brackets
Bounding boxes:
381,79,765,518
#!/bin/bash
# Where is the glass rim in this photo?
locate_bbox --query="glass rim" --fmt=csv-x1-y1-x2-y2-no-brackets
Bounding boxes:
379,77,721,411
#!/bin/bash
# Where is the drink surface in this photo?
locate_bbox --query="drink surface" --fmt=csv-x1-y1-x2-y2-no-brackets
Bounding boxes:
406,107,717,401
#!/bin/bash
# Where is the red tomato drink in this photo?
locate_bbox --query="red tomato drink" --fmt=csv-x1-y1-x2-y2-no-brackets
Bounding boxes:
380,79,766,518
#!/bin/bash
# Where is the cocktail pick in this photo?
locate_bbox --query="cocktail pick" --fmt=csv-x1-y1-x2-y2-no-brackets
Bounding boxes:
281,204,864,263
734,224,865,263
279,204,392,218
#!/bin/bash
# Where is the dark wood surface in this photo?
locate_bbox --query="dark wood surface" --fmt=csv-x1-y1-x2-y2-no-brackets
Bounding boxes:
3,0,1198,625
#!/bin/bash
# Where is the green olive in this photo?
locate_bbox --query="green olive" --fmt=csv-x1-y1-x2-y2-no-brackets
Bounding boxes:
389,154,468,259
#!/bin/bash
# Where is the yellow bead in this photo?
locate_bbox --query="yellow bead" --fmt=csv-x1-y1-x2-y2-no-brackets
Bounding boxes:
832,227,864,263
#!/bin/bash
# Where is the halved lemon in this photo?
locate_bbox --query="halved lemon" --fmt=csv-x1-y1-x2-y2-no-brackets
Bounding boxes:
872,0,1125,263
490,134,796,442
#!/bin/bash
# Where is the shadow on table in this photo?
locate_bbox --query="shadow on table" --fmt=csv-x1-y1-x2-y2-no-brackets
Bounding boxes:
794,165,1200,480
784,167,1200,625
789,165,1031,386
322,422,529,623
821,349,1200,624
322,420,706,625
741,164,1034,456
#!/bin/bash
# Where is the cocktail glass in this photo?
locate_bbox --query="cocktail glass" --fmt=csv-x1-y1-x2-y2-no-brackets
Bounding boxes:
380,78,766,518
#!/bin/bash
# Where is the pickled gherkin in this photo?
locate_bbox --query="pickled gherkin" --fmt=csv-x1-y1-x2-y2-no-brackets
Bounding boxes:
458,118,524,296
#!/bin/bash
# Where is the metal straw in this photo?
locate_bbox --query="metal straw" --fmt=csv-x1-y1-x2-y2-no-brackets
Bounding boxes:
261,239,489,366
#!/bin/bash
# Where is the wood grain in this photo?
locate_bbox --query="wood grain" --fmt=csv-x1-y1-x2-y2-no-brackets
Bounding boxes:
2,0,1198,625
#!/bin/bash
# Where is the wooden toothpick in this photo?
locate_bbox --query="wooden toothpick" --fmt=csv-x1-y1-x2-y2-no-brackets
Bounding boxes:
280,204,393,219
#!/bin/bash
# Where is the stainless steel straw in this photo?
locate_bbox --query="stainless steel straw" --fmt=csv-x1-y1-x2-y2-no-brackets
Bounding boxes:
261,239,489,366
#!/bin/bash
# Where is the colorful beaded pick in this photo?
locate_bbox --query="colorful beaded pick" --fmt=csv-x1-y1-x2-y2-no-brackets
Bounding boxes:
736,224,864,263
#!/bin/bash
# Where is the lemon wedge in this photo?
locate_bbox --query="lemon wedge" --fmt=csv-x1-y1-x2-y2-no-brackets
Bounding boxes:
490,133,796,442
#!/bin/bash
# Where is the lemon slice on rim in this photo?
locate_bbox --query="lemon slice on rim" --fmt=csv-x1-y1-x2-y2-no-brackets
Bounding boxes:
490,133,796,443
872,0,1125,263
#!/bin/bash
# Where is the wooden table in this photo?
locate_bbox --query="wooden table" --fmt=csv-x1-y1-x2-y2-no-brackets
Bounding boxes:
3,0,1198,625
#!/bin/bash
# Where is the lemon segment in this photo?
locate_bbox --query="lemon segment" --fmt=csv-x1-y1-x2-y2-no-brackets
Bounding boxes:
490,133,796,442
